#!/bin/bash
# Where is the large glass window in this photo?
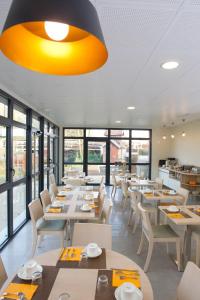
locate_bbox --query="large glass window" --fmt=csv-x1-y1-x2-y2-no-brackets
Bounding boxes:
110,140,129,163
64,139,83,163
64,164,83,175
13,127,26,181
0,192,8,245
63,128,151,183
0,97,8,118
0,126,7,184
13,183,26,231
13,105,26,124
131,140,150,163
88,141,106,163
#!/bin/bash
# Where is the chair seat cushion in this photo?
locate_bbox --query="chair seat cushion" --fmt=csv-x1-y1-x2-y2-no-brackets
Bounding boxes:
152,224,179,239
37,218,66,232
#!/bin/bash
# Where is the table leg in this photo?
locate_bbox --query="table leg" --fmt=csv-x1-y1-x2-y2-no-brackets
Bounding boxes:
182,225,192,268
157,200,160,224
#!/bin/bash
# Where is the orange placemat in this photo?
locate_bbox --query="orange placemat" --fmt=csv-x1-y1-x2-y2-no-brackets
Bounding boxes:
112,269,141,289
3,283,38,300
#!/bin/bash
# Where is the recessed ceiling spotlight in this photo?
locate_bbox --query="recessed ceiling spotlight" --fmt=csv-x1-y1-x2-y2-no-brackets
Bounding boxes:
115,120,121,124
171,134,175,139
161,61,179,70
162,136,167,140
127,106,136,110
182,132,186,137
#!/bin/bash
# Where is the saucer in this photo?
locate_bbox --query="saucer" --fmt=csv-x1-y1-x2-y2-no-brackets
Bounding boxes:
85,247,102,258
168,205,179,213
57,191,67,197
114,285,143,300
18,264,43,280
51,202,63,208
80,205,91,212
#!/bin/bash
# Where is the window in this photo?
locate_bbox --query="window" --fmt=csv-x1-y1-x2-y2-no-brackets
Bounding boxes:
63,128,151,183
0,126,7,184
110,140,129,163
0,97,8,118
131,140,150,163
13,183,26,231
86,129,108,137
32,116,40,129
0,192,8,245
13,127,26,181
64,129,84,137
13,105,26,124
64,139,83,163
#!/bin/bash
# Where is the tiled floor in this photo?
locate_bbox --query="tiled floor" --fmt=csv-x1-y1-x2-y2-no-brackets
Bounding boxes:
1,188,199,300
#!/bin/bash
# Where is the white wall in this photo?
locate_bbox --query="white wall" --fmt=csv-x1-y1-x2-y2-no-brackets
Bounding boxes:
170,120,200,167
151,127,172,178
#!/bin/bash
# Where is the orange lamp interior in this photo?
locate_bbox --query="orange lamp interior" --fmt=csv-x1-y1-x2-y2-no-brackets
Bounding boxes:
0,22,108,75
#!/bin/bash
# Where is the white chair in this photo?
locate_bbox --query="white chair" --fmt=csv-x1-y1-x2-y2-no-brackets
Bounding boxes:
155,177,163,189
191,227,200,266
99,176,104,186
111,174,121,198
40,189,52,211
72,223,112,249
50,183,59,198
137,203,181,272
28,199,67,256
128,190,157,233
92,198,113,224
176,261,200,300
176,187,189,205
49,173,56,185
121,181,130,209
0,256,7,289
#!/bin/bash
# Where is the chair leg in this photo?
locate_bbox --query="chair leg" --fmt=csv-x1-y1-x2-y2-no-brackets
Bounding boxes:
111,185,114,197
128,209,133,226
144,241,154,272
137,231,145,255
195,236,200,266
67,220,71,241
132,214,140,233
176,240,181,272
61,233,65,248
31,234,38,257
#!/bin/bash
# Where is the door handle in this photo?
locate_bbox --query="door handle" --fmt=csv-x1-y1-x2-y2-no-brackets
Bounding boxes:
11,168,15,177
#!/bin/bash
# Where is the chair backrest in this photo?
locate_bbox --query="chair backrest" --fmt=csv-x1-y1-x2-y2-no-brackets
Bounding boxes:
177,187,189,205
50,183,59,197
40,189,52,210
99,176,104,186
0,256,7,289
121,181,128,198
49,173,56,185
72,223,112,249
28,199,44,228
112,174,117,186
138,203,153,238
177,262,200,300
155,177,163,189
101,198,113,224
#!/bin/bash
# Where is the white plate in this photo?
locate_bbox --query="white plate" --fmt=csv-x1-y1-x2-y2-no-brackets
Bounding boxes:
17,265,43,280
168,190,176,195
115,286,121,300
80,206,91,212
57,191,67,196
51,202,63,208
85,247,102,258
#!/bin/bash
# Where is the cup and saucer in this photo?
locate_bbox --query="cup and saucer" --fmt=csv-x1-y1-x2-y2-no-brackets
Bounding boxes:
18,260,43,280
167,205,179,213
51,201,64,208
115,282,143,300
80,203,92,212
84,243,102,258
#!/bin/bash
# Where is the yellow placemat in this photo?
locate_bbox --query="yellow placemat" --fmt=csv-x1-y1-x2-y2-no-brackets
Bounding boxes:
90,204,99,209
3,283,38,300
56,196,66,201
144,193,153,197
167,213,185,219
195,208,200,213
48,207,62,213
112,269,141,289
60,247,84,262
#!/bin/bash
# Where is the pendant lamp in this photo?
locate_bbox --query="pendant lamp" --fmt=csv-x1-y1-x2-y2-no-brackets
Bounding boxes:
0,0,108,75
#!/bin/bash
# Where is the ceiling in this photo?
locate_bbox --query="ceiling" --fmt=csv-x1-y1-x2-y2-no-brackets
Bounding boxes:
1,0,200,128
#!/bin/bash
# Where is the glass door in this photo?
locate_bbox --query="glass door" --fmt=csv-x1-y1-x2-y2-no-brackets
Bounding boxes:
86,139,109,184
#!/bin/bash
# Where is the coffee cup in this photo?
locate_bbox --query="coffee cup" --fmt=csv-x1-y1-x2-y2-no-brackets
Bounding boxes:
87,243,99,256
24,260,38,277
168,205,179,212
120,283,143,300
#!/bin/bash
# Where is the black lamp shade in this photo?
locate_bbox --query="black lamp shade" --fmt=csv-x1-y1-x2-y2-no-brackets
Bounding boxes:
0,0,108,75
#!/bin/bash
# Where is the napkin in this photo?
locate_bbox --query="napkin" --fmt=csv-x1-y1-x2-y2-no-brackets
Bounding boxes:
112,269,141,289
60,247,84,262
48,207,62,213
3,283,38,300
167,213,185,219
